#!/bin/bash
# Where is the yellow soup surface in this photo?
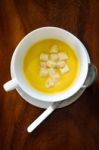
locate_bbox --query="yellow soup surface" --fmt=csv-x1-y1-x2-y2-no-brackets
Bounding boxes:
22,39,79,93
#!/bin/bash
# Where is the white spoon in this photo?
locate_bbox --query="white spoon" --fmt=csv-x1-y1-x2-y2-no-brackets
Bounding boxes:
27,102,60,133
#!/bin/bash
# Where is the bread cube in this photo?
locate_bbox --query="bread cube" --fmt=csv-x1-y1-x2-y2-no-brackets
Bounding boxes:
50,45,59,53
40,61,47,68
40,53,48,61
45,78,54,88
50,53,58,61
57,60,66,68
58,52,68,60
60,64,69,74
40,67,48,77
51,73,60,82
48,68,56,76
47,60,56,68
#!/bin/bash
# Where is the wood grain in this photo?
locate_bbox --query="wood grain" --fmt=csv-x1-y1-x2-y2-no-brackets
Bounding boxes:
0,0,99,150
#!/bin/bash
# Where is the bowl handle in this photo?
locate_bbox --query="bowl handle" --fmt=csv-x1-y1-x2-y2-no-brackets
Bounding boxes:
3,78,18,92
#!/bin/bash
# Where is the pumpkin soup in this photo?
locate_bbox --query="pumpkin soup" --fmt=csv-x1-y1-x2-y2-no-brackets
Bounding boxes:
22,39,79,93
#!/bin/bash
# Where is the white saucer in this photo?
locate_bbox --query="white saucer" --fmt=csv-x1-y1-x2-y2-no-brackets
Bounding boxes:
16,86,85,108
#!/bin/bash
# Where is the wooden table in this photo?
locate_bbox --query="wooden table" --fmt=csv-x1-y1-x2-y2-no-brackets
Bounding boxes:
0,0,99,149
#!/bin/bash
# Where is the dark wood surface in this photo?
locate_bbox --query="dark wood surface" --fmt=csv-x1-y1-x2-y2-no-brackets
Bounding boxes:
0,0,99,149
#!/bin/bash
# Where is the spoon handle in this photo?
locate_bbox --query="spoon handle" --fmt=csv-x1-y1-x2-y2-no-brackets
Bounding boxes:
27,104,56,133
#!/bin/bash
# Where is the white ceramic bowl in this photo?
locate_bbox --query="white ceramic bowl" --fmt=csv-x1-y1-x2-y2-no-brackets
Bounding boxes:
4,27,89,102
